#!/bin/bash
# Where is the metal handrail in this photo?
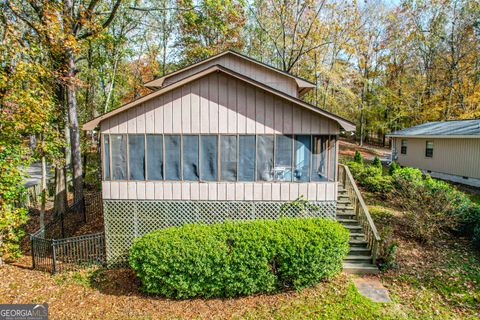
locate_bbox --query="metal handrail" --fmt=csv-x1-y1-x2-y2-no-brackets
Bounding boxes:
338,164,381,262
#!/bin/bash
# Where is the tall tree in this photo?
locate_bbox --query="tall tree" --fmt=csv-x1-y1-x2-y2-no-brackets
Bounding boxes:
5,0,123,203
175,0,246,64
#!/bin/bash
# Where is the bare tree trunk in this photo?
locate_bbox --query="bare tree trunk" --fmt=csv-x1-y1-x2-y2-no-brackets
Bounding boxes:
40,155,47,232
66,48,84,203
54,164,67,216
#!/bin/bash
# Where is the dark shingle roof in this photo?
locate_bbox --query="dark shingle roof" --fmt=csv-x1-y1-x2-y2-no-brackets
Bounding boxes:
389,120,480,137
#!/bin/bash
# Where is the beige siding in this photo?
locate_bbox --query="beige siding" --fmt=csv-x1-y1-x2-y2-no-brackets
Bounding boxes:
101,73,340,135
100,72,340,202
162,54,299,97
102,181,337,201
394,137,480,179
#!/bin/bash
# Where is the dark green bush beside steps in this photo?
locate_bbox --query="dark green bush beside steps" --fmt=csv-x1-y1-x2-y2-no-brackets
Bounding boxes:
129,218,350,299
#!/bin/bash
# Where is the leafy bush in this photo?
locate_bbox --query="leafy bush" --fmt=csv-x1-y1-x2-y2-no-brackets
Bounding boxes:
353,150,363,164
388,161,400,175
129,218,350,299
363,175,393,193
372,156,382,168
391,167,424,188
369,206,398,271
392,174,463,243
346,161,392,194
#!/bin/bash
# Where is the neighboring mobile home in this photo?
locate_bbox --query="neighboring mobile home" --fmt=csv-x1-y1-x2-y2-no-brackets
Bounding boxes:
388,120,480,187
83,50,357,266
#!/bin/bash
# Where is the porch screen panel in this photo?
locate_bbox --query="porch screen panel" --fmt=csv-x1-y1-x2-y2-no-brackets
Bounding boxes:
183,135,199,181
238,135,256,181
274,135,293,181
220,136,237,181
146,135,163,180
164,135,181,180
329,136,336,181
294,135,311,182
200,135,218,181
111,134,127,180
103,135,110,180
311,136,327,181
256,135,274,181
128,135,145,180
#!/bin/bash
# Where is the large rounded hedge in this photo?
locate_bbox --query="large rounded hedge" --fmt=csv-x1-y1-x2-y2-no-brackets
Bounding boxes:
129,218,349,298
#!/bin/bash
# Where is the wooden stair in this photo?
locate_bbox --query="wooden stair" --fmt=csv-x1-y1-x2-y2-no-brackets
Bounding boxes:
337,187,379,274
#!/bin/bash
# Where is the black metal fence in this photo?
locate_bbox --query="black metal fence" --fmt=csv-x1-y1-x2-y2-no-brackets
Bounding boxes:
30,193,105,274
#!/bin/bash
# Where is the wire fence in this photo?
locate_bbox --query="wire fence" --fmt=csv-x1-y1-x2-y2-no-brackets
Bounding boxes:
30,192,105,274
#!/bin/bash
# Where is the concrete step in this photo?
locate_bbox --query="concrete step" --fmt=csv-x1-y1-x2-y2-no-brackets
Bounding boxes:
345,255,373,263
343,262,379,275
349,247,371,256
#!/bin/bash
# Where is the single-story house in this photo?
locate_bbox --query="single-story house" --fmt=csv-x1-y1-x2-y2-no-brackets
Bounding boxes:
388,120,480,187
83,50,377,269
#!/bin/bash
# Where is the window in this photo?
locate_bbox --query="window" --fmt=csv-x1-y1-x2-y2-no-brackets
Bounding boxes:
274,135,293,181
311,136,327,181
146,135,163,180
164,135,181,180
111,134,127,180
221,136,237,181
128,135,145,180
200,135,218,181
401,140,407,154
238,135,256,181
425,141,434,158
102,133,338,183
256,135,274,181
294,135,311,182
103,135,110,180
183,136,199,181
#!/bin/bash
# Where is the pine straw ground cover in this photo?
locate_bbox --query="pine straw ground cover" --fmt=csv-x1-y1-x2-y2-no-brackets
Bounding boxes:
1,222,479,319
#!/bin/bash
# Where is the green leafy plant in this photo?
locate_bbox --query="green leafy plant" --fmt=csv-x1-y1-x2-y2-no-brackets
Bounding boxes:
353,150,363,164
372,156,382,168
388,161,400,175
0,146,29,263
129,218,350,299
279,196,322,217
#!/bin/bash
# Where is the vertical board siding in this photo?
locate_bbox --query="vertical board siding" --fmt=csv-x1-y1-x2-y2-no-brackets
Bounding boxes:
396,137,480,179
100,182,340,201
99,71,342,202
162,54,299,97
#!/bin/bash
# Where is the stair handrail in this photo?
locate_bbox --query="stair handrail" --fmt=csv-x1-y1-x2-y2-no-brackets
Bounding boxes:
338,164,381,262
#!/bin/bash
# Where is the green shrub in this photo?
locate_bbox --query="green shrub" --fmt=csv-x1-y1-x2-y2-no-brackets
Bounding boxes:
388,161,400,175
372,156,382,168
353,150,363,164
346,161,392,194
391,167,424,187
363,175,393,193
129,218,349,299
345,161,365,180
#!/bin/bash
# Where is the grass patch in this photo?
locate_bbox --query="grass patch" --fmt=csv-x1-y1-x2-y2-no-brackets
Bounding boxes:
241,275,401,319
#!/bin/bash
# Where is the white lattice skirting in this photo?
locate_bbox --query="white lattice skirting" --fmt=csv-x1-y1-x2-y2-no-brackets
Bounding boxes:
103,200,337,266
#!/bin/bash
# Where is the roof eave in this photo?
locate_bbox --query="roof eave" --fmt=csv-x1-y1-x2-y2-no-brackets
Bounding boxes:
387,134,480,138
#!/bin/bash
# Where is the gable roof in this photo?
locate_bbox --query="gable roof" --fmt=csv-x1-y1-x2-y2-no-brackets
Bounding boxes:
83,64,355,131
143,50,316,93
388,120,480,138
